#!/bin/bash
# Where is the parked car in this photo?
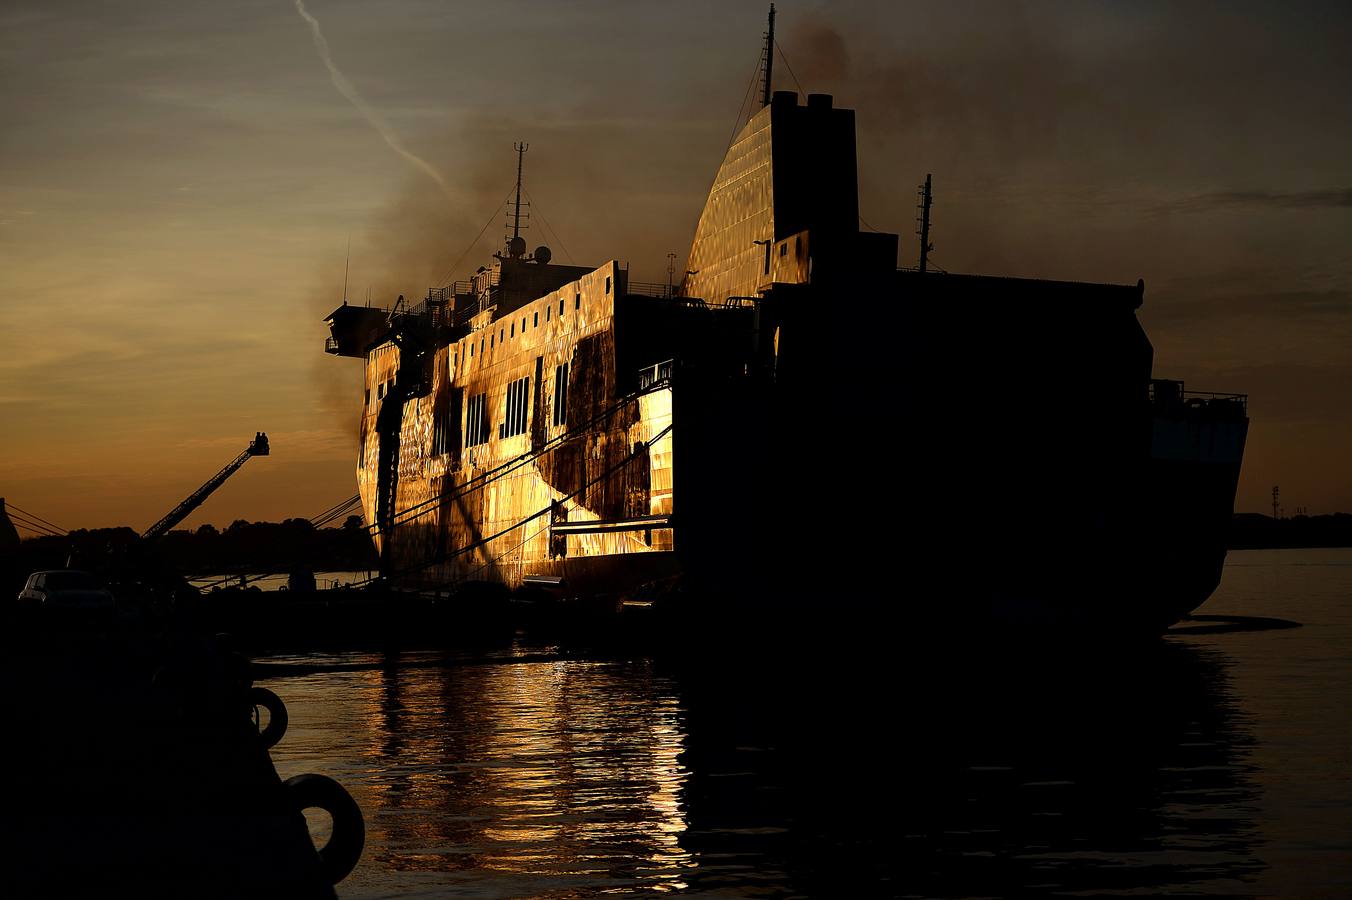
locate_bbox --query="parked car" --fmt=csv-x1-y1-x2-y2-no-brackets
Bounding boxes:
18,570,116,611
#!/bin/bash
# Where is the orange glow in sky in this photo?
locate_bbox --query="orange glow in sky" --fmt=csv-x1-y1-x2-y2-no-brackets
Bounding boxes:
2,1,1349,530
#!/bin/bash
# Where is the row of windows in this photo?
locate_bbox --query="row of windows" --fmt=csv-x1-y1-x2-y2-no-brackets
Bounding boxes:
460,287,595,364
431,390,460,456
432,410,449,455
434,366,573,458
552,363,568,427
465,392,490,448
500,376,531,439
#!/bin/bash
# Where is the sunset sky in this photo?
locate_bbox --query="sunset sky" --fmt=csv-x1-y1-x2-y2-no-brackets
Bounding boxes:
2,0,1349,532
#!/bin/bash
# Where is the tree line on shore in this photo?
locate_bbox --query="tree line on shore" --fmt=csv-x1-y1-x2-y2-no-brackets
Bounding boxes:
5,512,1349,596
10,516,378,585
1229,512,1352,549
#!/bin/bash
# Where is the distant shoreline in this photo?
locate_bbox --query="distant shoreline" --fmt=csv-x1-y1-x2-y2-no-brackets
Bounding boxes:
1229,512,1352,550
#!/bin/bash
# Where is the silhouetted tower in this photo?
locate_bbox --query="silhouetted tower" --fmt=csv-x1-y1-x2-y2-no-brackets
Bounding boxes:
916,173,934,273
760,4,776,107
1271,485,1280,521
666,252,677,296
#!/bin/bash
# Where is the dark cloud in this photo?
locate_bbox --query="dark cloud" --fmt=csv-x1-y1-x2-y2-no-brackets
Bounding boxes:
1166,188,1352,212
1146,288,1352,326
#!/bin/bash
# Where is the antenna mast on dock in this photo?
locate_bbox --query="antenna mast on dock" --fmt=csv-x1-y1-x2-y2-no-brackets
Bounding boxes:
916,174,934,273
760,4,776,107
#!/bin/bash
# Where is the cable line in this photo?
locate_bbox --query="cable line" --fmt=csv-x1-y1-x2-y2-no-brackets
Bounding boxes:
774,40,806,100
522,188,574,265
11,517,62,538
7,502,66,534
435,185,516,287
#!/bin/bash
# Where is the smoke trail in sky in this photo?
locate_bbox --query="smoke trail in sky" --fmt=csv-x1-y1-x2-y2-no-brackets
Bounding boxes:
294,0,453,198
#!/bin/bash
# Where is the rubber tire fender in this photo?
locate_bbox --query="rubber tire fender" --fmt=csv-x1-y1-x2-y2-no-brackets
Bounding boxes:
283,773,366,884
249,686,289,749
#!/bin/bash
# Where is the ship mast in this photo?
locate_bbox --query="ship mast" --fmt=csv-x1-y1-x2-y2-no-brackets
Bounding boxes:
760,4,776,107
510,141,528,250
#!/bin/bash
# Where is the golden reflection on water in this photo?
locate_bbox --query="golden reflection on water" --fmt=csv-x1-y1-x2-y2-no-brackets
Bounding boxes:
268,553,1352,896
274,654,693,894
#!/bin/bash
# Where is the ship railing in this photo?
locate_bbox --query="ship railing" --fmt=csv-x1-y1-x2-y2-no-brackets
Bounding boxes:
626,280,678,298
637,359,674,389
396,299,435,320
623,282,758,311
1150,380,1247,418
426,281,476,304
399,291,491,330
470,269,502,294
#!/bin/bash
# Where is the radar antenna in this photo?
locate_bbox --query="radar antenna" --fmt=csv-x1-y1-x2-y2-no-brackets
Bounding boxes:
760,4,776,107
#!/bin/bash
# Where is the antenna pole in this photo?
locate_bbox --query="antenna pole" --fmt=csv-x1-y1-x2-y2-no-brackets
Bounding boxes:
918,173,933,274
761,4,776,107
342,236,350,303
511,142,528,243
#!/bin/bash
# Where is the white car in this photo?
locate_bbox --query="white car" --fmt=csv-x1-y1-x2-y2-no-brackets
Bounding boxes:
18,570,116,610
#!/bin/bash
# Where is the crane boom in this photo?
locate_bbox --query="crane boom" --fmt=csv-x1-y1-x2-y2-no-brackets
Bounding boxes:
141,432,270,542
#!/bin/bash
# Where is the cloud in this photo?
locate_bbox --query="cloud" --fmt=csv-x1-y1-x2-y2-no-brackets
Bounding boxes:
1165,188,1352,212
292,0,454,201
1147,288,1352,325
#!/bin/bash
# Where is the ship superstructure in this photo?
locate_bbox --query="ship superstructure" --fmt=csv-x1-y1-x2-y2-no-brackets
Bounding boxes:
326,41,1247,633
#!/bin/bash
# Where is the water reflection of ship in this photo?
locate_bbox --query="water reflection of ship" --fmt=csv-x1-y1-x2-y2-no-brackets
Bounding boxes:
674,640,1263,896
273,639,1262,895
339,656,693,893
323,9,1247,633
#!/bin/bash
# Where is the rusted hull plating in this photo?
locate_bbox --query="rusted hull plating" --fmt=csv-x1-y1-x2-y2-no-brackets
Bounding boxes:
358,262,677,595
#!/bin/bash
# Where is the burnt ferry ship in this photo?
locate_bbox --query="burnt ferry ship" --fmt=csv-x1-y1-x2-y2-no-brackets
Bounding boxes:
324,22,1247,635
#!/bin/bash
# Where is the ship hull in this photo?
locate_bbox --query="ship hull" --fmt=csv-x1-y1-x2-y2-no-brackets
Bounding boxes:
342,275,1249,638
325,92,1249,639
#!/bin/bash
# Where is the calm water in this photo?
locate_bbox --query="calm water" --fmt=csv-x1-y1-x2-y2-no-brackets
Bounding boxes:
266,548,1352,897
